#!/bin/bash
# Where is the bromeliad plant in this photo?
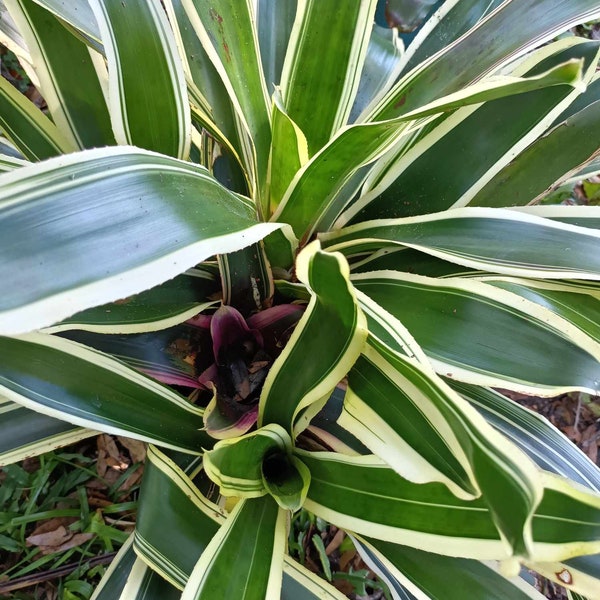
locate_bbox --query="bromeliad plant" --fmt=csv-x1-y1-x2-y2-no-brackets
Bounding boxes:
3,0,600,598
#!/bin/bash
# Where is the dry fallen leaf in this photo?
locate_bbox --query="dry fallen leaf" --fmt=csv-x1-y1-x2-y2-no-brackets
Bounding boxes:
27,524,95,555
117,436,147,464
26,525,72,548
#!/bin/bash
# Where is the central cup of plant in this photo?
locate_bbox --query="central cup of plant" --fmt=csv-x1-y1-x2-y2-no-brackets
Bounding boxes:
203,422,311,512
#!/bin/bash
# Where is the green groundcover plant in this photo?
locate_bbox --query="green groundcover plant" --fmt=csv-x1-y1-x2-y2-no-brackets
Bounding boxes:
3,0,600,598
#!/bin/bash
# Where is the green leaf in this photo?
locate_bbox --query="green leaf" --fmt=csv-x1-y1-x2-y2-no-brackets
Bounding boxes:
300,450,600,562
30,0,101,48
89,0,190,159
181,0,271,205
351,271,600,395
311,533,332,581
280,0,377,156
344,342,542,557
469,76,600,208
6,0,115,150
0,396,95,467
0,333,212,453
181,496,286,600
218,242,274,315
268,90,308,213
349,24,403,122
355,536,544,600
91,537,182,600
323,208,600,280
0,67,73,160
365,0,600,121
258,242,367,434
0,146,279,334
274,61,585,241
44,269,219,335
453,383,600,493
135,448,368,599
343,39,600,222
257,0,296,90
135,446,222,588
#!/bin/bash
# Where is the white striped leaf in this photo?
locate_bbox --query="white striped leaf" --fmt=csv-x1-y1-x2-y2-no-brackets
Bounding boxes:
218,241,274,315
342,39,600,223
468,75,600,208
0,152,28,171
60,324,207,388
273,61,584,241
263,226,298,271
300,450,506,560
136,445,343,599
43,269,219,335
513,205,600,230
0,333,212,452
0,0,31,63
323,208,600,280
280,0,377,156
0,68,73,160
364,0,600,121
299,450,600,563
31,0,101,48
164,0,246,171
0,396,96,467
355,289,431,364
256,0,296,90
349,247,480,278
258,241,368,434
530,472,600,561
268,89,308,213
90,537,182,600
5,0,115,150
281,559,349,600
397,0,505,77
451,382,600,493
0,146,279,334
343,342,542,558
135,445,223,589
476,277,600,346
354,536,546,600
349,24,403,123
181,496,286,600
181,0,271,205
89,0,191,159
351,271,600,395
